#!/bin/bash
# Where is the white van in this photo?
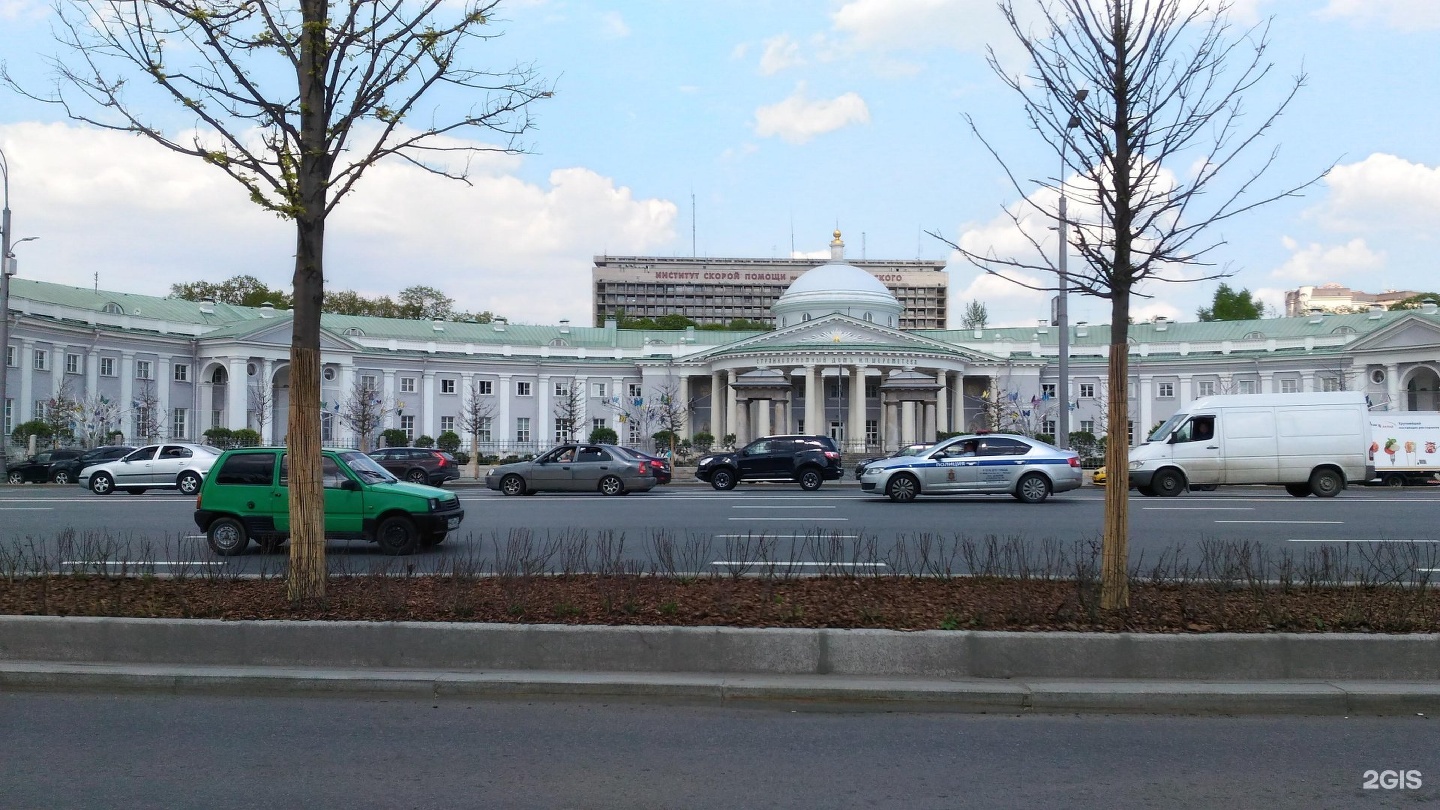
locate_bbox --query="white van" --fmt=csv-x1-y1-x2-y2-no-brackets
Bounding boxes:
1128,392,1372,498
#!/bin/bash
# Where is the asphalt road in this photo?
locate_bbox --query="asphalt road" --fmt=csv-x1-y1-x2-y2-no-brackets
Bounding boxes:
2,691,1435,809
2,481,1437,576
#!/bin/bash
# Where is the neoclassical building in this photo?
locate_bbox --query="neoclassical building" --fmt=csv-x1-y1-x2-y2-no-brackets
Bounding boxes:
4,232,1439,455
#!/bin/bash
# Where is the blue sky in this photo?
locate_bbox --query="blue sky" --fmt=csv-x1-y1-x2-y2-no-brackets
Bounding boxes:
0,0,1437,327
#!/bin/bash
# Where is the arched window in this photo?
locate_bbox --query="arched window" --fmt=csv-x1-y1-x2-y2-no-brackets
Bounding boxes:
863,312,873,322
1243,331,1266,340
802,313,812,322
548,338,569,347
343,327,365,337
210,368,227,385
102,302,124,315
1331,326,1356,336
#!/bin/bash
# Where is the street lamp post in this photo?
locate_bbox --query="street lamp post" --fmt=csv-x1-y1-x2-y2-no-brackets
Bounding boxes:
1056,89,1087,451
1,148,14,479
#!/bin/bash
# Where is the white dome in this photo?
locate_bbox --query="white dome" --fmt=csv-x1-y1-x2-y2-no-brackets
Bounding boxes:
784,262,893,297
772,233,904,328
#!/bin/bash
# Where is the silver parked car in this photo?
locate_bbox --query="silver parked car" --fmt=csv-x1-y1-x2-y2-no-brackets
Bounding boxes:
79,443,225,496
485,443,658,496
859,433,1082,503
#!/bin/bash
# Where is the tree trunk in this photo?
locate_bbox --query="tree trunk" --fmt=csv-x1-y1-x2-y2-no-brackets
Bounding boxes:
1101,291,1131,610
287,0,331,603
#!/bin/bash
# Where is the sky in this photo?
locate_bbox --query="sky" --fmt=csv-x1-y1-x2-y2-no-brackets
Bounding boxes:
0,0,1437,329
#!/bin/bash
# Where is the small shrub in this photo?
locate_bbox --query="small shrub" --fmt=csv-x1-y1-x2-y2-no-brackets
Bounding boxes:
203,427,235,448
231,428,261,447
588,426,618,445
453,450,470,465
436,431,461,453
691,431,714,453
415,434,435,448
381,428,409,448
11,420,54,447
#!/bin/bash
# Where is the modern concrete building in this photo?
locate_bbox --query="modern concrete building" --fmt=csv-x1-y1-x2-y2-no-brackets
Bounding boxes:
1285,283,1425,317
6,233,1440,458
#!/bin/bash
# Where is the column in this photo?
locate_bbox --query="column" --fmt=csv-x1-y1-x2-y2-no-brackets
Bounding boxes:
1386,363,1400,411
85,348,98,402
422,370,437,439
935,371,948,434
1137,375,1153,446
678,373,691,437
158,358,171,439
18,340,34,424
848,366,866,453
575,375,589,442
498,373,512,444
954,374,966,435
725,369,738,442
537,373,551,442
803,365,819,437
52,343,67,397
755,397,771,437
734,397,749,445
884,400,899,451
260,359,274,441
225,357,246,431
922,401,936,442
1259,370,1274,395
339,362,357,447
1301,371,1315,393
382,370,397,430
1179,374,1192,405
710,371,724,439
901,400,917,445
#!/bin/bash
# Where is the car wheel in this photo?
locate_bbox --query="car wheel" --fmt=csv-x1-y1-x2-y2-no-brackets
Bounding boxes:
51,471,72,485
599,475,625,496
207,516,250,556
1284,483,1311,498
1135,484,1157,497
1310,469,1343,498
1384,474,1406,488
710,468,737,491
1152,469,1185,497
1014,472,1051,504
886,473,919,503
798,467,823,491
177,471,203,496
406,469,427,484
375,515,420,555
500,474,526,496
89,473,115,495
6,470,23,485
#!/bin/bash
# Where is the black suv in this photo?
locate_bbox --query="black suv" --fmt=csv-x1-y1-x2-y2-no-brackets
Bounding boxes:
50,445,136,485
694,435,844,491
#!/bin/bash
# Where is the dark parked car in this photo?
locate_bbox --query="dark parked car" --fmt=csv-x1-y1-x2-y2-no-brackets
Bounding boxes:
854,442,933,479
611,446,673,485
694,435,844,491
6,448,83,484
49,445,136,485
367,447,461,486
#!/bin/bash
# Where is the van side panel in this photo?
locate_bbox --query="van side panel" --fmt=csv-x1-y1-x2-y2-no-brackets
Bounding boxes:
1219,408,1278,483
1279,406,1367,482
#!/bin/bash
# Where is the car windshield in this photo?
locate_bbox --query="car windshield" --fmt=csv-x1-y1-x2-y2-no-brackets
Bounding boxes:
1148,413,1187,443
339,451,397,482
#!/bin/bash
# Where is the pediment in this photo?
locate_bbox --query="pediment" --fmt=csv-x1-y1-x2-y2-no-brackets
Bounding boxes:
689,313,994,361
220,319,359,351
1347,316,1440,353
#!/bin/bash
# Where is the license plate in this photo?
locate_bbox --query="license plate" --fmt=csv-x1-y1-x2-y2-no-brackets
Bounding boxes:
446,517,460,529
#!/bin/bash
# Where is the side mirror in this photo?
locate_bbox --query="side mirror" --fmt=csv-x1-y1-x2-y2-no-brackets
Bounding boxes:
340,479,361,491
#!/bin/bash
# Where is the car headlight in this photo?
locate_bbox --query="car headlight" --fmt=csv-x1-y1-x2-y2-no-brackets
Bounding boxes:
428,497,441,511
487,468,498,476
1129,461,1142,470
697,456,712,466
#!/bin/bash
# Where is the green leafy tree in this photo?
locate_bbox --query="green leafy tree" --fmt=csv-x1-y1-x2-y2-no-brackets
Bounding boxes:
1196,283,1263,321
1388,294,1440,311
396,286,455,321
11,420,54,449
961,300,989,329
170,275,292,309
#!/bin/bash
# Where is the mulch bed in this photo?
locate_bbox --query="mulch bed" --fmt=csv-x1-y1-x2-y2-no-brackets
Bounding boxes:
3,575,1439,632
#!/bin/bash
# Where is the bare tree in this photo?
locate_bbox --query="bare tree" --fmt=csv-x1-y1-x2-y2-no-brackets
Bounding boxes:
39,381,81,448
131,380,162,443
338,376,390,453
75,392,123,448
648,379,694,458
551,378,583,444
12,0,552,600
606,390,658,447
457,379,497,479
249,380,273,444
932,0,1322,608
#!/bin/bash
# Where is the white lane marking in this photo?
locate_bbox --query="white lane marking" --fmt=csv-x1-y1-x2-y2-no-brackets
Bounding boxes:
709,561,887,568
730,506,837,510
727,517,850,522
61,560,227,566
1215,520,1344,524
1286,538,1440,543
713,534,860,539
1141,507,1254,511
0,507,54,511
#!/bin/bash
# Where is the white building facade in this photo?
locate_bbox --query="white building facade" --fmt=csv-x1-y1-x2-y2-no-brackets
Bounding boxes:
6,235,1440,456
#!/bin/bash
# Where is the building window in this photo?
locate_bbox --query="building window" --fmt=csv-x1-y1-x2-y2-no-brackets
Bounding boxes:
1157,382,1174,399
477,417,493,443
440,379,456,395
1127,381,1137,399
174,363,189,382
1080,420,1095,434
440,416,456,434
3,399,11,435
865,379,880,399
1320,376,1342,392
35,400,49,421
1280,378,1298,394
33,350,48,371
66,353,81,375
516,380,532,397
477,380,493,396
628,383,642,398
592,417,607,433
866,419,879,445
1042,383,1057,398
212,410,222,428
321,412,335,442
135,360,153,380
100,357,117,377
172,408,188,439
516,417,531,443
360,374,378,389
400,415,415,440
1197,380,1216,397
553,418,570,443
554,380,570,397
1239,379,1257,395
102,302,124,315
323,366,337,381
5,346,15,367
1043,419,1057,436
399,377,416,393
628,420,642,445
1079,383,1095,398
1127,420,1136,445
591,381,608,398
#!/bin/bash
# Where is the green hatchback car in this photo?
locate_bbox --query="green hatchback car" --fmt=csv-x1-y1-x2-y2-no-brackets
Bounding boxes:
193,448,464,557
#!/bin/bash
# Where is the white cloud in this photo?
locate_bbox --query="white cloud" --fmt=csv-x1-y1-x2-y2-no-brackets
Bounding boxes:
1319,0,1440,29
0,0,46,21
0,122,676,324
599,11,629,38
1312,154,1440,236
759,34,805,75
730,42,750,61
830,0,1011,54
753,83,870,145
1270,237,1385,283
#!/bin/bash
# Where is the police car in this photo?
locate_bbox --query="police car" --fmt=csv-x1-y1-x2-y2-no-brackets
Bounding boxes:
858,433,1083,503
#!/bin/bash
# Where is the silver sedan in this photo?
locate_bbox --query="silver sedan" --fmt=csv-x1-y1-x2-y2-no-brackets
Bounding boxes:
79,442,224,496
858,433,1082,503
485,444,658,496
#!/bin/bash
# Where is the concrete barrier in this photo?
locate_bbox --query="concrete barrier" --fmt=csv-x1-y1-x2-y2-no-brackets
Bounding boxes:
2,616,1438,681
